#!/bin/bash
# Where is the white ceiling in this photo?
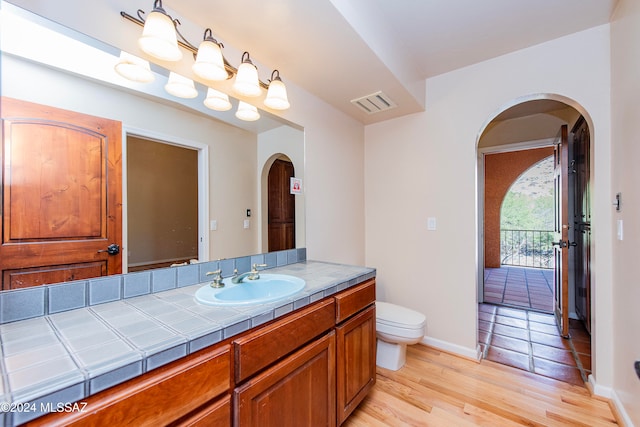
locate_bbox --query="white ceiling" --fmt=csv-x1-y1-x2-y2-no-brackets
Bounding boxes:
166,0,617,125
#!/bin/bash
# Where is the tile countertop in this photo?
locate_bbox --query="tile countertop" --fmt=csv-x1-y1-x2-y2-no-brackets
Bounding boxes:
0,261,375,426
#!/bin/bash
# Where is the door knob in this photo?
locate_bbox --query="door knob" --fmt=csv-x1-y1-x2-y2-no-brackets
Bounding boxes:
98,244,120,255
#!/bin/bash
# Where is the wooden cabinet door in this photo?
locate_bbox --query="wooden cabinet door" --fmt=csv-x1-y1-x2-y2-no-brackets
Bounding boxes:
0,97,122,289
234,331,336,427
336,305,376,425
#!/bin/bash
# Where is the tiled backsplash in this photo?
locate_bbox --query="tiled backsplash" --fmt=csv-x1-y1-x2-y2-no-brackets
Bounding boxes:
0,248,306,325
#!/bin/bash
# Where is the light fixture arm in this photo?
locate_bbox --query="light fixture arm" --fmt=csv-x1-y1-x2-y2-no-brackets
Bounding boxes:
269,69,282,82
121,6,271,89
203,28,222,48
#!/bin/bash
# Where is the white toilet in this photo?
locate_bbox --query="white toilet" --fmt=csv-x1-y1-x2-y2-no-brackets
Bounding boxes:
375,301,426,371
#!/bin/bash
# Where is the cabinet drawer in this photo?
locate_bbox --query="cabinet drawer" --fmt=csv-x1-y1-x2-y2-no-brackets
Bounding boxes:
335,279,376,323
234,298,335,383
26,344,230,427
173,394,231,427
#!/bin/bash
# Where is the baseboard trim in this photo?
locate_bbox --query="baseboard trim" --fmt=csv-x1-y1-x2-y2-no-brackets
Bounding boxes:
588,374,635,427
421,336,482,362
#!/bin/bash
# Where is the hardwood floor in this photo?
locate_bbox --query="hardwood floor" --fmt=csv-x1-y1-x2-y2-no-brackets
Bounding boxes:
344,344,620,426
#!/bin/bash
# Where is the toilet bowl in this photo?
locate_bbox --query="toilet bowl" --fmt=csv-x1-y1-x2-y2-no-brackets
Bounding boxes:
375,301,426,371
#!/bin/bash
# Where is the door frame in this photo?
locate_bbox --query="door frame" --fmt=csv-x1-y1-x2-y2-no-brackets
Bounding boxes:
122,126,209,272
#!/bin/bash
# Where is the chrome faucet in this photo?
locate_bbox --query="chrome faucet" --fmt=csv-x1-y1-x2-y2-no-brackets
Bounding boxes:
206,269,224,288
232,263,267,283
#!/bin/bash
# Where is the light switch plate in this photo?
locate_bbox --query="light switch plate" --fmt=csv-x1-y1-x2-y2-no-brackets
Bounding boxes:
210,220,217,231
243,219,250,229
427,217,437,231
617,219,623,241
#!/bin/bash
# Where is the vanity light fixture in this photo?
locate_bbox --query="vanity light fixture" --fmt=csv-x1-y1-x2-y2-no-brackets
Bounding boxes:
232,52,261,97
192,29,227,81
204,88,232,111
235,101,260,121
264,70,290,110
114,51,155,83
165,72,198,98
120,2,292,115
137,0,182,62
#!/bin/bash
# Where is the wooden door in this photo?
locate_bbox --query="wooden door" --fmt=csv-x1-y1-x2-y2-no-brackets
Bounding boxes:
268,159,295,251
553,125,570,337
571,117,591,334
234,331,336,427
1,97,122,289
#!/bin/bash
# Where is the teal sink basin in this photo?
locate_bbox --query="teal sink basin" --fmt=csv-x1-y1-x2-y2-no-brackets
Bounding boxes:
195,274,305,306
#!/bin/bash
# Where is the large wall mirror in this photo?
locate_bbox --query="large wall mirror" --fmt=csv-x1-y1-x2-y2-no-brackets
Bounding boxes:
0,1,305,289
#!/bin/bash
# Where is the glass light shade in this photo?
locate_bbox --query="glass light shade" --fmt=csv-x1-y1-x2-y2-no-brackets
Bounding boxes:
204,88,232,111
232,62,261,97
114,51,154,83
138,9,182,61
193,40,227,81
235,101,260,121
165,72,198,98
264,79,290,110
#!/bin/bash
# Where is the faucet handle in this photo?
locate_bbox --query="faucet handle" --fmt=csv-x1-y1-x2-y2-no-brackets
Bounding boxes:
249,263,267,280
206,269,224,288
252,263,267,272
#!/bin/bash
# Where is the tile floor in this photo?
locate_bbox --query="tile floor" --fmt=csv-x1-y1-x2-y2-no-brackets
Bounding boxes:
483,266,554,312
478,303,592,386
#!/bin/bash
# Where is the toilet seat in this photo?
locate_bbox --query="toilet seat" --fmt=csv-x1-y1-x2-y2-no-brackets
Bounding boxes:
376,301,426,329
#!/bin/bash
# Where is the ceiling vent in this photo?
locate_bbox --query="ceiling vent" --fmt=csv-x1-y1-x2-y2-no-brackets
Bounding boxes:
350,91,397,114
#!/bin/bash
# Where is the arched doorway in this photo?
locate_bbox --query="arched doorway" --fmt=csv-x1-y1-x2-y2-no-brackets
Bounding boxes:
477,96,594,385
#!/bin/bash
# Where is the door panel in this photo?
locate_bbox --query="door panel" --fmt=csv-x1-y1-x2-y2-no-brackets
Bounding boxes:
268,159,295,251
553,125,569,338
1,97,122,289
3,262,105,290
571,117,591,334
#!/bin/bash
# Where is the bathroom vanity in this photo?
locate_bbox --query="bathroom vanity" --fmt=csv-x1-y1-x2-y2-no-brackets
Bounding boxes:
0,257,376,426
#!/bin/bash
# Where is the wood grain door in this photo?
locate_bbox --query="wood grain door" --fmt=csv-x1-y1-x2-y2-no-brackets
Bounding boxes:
268,159,295,251
571,117,591,334
553,125,570,338
336,305,376,425
1,97,122,289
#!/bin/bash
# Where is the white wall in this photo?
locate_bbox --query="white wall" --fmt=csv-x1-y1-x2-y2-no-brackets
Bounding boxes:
294,99,365,265
365,25,614,376
610,0,640,424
